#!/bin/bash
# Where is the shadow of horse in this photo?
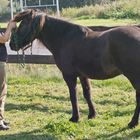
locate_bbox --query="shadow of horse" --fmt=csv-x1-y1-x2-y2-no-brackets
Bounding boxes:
0,128,58,140
5,103,49,112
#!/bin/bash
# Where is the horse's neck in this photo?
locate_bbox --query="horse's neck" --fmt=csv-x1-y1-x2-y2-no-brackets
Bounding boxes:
38,16,83,54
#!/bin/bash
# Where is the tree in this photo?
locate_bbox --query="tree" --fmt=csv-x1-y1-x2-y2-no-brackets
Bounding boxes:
0,0,9,14
0,0,10,21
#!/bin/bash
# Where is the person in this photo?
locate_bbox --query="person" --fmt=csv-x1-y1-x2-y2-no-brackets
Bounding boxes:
0,20,16,130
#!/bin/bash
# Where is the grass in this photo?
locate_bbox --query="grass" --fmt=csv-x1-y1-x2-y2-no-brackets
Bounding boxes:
0,18,140,139
0,65,139,140
0,22,8,28
0,17,139,29
73,18,139,26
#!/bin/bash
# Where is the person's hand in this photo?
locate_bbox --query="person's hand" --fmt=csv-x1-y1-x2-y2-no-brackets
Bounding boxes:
8,20,17,30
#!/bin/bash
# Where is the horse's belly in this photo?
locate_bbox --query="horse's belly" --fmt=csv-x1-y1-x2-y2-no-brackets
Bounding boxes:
76,64,121,80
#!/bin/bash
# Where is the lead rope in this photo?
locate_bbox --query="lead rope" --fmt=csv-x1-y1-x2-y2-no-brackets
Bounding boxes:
21,49,25,68
12,29,25,68
30,43,33,55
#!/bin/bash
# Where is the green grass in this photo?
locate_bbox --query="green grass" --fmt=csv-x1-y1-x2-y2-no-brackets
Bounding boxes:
0,23,8,28
0,17,139,29
73,18,139,26
0,65,140,140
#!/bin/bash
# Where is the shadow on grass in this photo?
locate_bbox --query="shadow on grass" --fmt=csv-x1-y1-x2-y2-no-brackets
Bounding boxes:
96,127,128,139
111,109,134,117
9,92,70,102
96,99,133,106
5,103,72,115
95,126,140,139
0,128,59,140
127,129,140,139
81,107,134,119
42,94,70,101
6,92,71,114
5,103,49,112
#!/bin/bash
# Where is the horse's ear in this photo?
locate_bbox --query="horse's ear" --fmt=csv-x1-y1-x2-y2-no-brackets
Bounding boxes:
13,9,35,22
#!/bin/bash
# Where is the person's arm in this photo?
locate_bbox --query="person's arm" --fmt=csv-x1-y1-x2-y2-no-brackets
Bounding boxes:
0,20,16,43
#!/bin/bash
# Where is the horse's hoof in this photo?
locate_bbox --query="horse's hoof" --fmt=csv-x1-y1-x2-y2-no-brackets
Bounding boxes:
128,121,138,129
69,117,79,123
88,112,96,119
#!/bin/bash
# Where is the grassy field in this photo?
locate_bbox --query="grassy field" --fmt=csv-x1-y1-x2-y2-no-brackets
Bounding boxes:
73,18,139,26
1,65,139,140
0,18,140,139
0,18,139,28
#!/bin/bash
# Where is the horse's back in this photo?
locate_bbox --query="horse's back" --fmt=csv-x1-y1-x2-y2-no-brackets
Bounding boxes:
109,26,140,40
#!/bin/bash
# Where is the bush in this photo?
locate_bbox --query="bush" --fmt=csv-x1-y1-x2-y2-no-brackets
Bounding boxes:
61,0,140,19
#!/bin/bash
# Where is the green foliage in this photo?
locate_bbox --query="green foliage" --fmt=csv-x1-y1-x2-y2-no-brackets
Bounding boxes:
0,0,140,21
0,0,8,14
62,0,140,19
0,0,10,21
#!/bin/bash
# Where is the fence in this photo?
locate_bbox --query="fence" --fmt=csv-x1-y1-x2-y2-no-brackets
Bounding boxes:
8,54,55,64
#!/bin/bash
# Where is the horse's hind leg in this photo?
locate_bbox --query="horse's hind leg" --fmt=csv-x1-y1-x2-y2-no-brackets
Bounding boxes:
128,90,140,128
62,73,79,122
79,76,96,119
127,79,140,128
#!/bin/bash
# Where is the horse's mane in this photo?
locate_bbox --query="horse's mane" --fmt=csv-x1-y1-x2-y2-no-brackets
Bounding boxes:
44,15,91,40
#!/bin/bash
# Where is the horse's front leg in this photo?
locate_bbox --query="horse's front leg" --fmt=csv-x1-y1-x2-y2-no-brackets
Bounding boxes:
62,73,79,122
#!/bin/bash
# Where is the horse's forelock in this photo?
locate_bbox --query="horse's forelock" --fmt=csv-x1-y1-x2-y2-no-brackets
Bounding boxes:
13,9,35,22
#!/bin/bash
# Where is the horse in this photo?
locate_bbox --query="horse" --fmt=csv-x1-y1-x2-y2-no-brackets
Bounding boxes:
10,9,140,128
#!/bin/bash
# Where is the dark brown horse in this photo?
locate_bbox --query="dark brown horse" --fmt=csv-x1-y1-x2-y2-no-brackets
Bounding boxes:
10,9,140,128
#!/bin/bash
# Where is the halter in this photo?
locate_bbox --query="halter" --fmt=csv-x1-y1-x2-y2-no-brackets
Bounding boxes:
12,28,31,68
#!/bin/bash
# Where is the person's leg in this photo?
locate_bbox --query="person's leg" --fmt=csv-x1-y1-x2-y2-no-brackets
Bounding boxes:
0,62,9,130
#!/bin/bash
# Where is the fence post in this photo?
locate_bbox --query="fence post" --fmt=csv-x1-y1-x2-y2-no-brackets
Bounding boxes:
56,0,60,17
10,0,14,19
20,0,24,11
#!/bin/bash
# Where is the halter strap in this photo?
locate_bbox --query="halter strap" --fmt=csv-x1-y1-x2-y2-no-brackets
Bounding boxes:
31,14,46,39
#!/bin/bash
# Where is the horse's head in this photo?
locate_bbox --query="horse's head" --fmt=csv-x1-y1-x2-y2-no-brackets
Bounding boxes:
10,9,45,51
